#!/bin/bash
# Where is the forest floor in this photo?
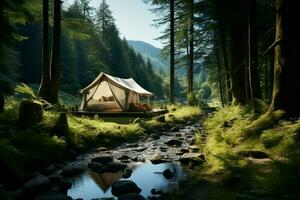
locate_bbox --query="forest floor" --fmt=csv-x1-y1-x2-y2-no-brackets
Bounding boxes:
162,105,300,200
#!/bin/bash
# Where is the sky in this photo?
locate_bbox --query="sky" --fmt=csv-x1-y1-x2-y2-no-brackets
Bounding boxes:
64,0,165,48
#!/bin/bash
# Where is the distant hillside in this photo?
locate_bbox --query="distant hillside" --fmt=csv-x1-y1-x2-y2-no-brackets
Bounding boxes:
128,40,168,72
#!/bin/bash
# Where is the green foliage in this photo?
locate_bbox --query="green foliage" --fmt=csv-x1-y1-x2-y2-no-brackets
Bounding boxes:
200,106,300,199
187,92,197,106
14,83,36,99
199,82,212,100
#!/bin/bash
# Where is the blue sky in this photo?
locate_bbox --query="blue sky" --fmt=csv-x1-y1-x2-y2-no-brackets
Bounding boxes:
65,0,165,48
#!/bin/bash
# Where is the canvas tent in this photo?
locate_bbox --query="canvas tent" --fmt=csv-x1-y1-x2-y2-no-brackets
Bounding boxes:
80,72,152,111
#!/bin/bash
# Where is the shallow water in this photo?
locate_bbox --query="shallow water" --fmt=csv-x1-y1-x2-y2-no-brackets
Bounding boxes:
68,162,186,199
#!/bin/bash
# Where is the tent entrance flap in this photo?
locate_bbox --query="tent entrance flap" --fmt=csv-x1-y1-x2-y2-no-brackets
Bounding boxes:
108,82,126,110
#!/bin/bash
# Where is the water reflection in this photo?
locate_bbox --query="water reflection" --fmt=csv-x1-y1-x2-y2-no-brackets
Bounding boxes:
68,162,185,200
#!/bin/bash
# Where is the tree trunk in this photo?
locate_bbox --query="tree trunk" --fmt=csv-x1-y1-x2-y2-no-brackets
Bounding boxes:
269,0,300,117
169,0,175,103
229,21,247,105
188,0,194,95
38,0,50,99
216,0,232,104
215,36,224,107
48,0,62,104
247,0,261,103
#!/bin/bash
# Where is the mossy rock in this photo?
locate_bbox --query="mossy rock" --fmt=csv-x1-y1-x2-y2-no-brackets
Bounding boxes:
52,113,69,137
155,115,166,123
18,100,43,128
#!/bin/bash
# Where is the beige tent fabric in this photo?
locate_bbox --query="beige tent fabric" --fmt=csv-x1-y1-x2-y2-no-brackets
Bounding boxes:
81,72,152,95
80,73,152,111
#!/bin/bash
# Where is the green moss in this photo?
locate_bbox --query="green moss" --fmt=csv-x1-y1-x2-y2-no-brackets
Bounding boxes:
193,106,300,199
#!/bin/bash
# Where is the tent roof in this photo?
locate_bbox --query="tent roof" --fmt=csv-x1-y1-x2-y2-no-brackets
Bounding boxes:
81,72,153,95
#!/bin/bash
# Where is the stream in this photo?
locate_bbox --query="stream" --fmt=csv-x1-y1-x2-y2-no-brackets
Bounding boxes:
66,122,203,200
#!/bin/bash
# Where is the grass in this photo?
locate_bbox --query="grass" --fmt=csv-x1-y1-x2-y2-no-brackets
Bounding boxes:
191,105,300,200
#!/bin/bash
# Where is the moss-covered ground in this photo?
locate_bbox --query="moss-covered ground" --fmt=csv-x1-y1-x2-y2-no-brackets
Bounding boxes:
167,106,300,200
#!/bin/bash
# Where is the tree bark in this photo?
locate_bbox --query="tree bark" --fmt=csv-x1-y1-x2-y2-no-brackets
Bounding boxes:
48,0,62,104
215,35,224,107
38,0,50,99
188,0,194,95
169,0,175,103
229,20,247,105
269,0,300,117
247,0,261,103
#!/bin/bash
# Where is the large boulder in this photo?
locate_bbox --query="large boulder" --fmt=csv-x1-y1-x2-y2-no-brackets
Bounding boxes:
107,162,127,172
179,153,205,165
52,113,69,137
111,180,141,197
61,165,85,177
18,100,43,128
91,155,114,164
118,193,146,200
88,162,106,173
21,176,52,199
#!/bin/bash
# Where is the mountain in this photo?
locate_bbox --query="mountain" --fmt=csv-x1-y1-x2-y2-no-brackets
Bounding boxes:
128,40,168,72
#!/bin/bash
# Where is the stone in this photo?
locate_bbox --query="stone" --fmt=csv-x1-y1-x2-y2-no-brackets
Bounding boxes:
48,174,62,184
163,169,174,179
189,145,200,152
91,155,114,164
111,180,141,197
164,139,182,146
118,193,146,200
107,162,127,172
150,188,163,195
63,149,78,161
57,180,72,192
122,168,132,179
61,165,85,177
21,176,52,199
126,143,139,148
134,147,147,152
171,126,180,132
52,113,69,137
238,150,269,159
117,155,131,160
155,115,166,123
97,147,109,151
180,148,190,154
179,153,205,165
88,162,106,173
43,165,56,176
150,154,168,164
175,133,182,137
18,100,43,128
188,138,196,145
151,134,160,140
35,192,72,200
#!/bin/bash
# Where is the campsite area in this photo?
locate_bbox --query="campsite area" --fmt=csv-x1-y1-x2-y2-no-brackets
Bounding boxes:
0,0,300,200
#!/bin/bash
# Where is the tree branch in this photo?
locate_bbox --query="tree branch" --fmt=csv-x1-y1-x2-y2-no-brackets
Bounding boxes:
263,39,281,55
